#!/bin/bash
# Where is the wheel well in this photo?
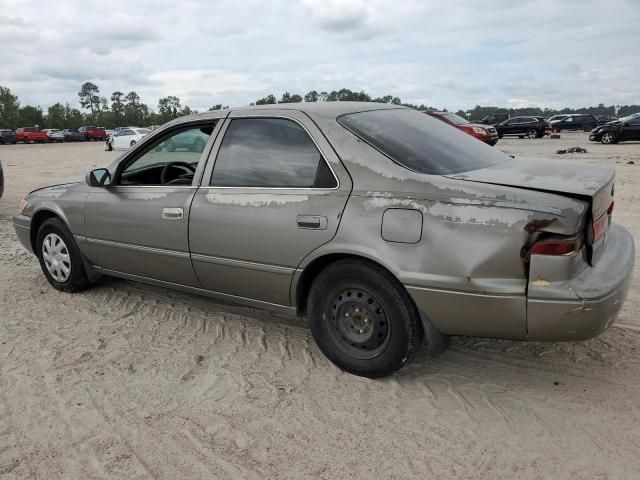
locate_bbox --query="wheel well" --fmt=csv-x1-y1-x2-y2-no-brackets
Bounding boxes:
296,253,400,316
30,210,61,251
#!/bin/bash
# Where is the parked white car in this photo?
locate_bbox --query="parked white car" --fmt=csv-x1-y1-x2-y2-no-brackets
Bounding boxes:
42,129,62,141
108,128,151,150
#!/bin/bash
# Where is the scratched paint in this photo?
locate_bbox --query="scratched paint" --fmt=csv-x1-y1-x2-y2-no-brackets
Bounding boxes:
204,193,310,208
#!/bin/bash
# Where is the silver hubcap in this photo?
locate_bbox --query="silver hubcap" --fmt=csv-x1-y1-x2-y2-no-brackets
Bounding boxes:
42,233,71,282
602,133,613,144
528,130,537,138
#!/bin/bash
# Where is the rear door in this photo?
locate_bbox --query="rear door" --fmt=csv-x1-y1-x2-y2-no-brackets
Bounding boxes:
189,109,352,306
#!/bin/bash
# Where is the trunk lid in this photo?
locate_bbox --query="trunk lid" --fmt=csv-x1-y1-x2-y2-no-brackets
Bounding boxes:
446,156,615,263
446,156,615,221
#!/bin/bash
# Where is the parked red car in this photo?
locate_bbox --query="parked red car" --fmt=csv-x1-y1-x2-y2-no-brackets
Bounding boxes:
78,126,107,141
425,111,499,146
15,127,49,143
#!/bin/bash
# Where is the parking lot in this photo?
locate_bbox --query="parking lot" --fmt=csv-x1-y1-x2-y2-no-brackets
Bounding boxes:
1,133,640,478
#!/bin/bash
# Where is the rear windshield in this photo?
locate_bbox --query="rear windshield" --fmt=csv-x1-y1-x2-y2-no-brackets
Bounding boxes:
338,109,509,175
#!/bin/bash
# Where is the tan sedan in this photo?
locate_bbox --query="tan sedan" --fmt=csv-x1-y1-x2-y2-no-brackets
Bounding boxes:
14,103,634,377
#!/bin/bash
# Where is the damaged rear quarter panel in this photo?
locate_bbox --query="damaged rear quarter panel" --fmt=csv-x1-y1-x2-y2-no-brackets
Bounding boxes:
303,114,589,338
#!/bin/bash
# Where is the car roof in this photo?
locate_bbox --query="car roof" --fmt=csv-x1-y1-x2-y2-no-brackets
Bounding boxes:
176,102,404,124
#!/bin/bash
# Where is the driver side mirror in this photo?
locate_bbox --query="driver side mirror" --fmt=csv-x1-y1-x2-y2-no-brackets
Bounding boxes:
86,168,111,187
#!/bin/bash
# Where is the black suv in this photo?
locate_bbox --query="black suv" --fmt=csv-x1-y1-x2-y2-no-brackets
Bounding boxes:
549,114,599,132
589,113,640,144
477,113,509,126
495,116,549,139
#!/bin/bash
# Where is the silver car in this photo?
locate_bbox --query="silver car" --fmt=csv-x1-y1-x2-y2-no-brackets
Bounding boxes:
13,103,635,378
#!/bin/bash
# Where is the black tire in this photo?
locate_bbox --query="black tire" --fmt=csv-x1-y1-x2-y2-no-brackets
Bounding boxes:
307,259,423,378
583,124,593,132
527,128,538,139
130,140,136,147
498,133,503,139
36,218,92,293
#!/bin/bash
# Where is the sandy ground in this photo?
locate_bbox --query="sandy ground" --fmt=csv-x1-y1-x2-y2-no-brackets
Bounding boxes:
1,132,640,479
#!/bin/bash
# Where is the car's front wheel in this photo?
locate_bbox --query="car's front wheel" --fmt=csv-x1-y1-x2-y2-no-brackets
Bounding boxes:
130,140,136,147
307,259,423,378
601,132,616,144
527,128,539,139
36,218,92,293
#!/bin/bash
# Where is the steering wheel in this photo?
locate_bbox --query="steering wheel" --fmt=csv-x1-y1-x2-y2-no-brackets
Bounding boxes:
160,161,196,184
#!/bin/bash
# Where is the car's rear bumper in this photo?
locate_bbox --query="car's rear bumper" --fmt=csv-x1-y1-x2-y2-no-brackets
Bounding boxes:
527,224,634,341
13,214,32,253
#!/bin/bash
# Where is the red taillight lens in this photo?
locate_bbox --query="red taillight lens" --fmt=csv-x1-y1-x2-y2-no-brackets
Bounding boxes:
591,214,608,243
530,234,584,256
590,201,614,244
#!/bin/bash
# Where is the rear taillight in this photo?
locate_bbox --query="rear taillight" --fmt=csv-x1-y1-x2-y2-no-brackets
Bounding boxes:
589,201,614,244
530,233,584,256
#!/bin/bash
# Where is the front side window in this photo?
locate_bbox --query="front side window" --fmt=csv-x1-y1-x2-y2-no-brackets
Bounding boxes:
118,124,214,186
210,118,337,188
338,108,509,175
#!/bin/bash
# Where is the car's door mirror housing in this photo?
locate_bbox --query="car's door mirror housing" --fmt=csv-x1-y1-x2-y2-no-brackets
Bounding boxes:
86,168,111,187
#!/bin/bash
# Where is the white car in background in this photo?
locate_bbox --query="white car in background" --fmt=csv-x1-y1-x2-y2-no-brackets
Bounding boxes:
109,127,151,150
42,129,62,142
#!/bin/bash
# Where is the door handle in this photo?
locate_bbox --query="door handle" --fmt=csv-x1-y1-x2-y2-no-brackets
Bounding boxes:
297,215,327,230
162,207,184,220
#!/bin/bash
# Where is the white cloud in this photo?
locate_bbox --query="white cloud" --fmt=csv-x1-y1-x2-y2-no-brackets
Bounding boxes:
1,0,638,113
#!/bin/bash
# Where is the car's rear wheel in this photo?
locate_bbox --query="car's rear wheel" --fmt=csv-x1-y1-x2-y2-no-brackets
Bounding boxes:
307,259,423,378
36,218,92,293
601,132,616,144
527,128,539,139
583,124,593,132
130,140,136,147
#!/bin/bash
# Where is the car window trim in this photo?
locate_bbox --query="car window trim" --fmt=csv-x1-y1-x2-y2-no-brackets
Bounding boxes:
112,119,225,188
202,115,340,191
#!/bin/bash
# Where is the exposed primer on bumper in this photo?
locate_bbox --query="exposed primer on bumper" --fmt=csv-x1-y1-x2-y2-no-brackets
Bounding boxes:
527,224,634,341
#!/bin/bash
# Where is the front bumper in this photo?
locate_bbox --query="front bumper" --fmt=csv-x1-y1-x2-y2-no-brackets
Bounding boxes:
483,136,499,146
13,214,33,253
589,133,602,141
527,224,634,341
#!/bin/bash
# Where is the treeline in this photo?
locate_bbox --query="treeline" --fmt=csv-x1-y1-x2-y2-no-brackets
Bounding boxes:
1,82,638,130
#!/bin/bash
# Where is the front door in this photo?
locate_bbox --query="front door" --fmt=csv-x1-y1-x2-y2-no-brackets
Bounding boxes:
189,110,352,306
84,120,223,286
620,116,640,140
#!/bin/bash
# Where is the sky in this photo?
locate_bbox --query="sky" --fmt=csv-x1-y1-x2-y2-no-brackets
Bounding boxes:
1,0,639,113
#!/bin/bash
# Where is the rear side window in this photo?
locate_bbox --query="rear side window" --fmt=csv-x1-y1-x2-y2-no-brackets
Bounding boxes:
338,109,509,175
210,118,337,188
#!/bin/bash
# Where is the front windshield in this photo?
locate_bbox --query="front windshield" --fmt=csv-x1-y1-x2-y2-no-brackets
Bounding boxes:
441,113,469,125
